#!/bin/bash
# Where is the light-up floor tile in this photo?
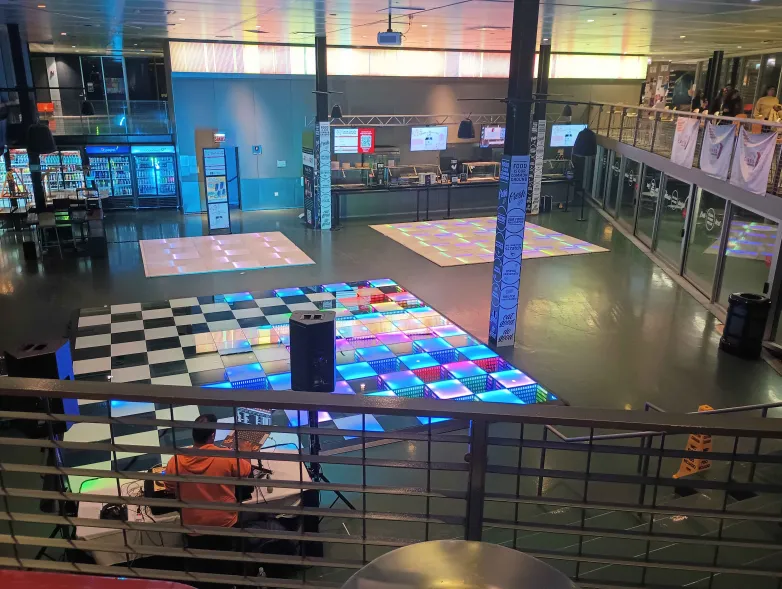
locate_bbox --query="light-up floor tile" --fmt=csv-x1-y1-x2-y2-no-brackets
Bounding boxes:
371,218,608,267
139,232,314,278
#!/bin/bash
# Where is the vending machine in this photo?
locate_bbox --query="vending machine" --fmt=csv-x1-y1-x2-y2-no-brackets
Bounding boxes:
131,145,178,207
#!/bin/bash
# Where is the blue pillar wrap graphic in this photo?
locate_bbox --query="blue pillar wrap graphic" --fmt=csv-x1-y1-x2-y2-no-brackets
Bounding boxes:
318,121,332,230
489,154,529,348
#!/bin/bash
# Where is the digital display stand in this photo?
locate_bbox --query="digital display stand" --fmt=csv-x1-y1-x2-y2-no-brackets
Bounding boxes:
203,147,232,235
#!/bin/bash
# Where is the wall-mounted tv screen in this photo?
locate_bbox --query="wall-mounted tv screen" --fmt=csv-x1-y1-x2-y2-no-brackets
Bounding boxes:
480,125,505,147
550,124,588,147
410,126,448,151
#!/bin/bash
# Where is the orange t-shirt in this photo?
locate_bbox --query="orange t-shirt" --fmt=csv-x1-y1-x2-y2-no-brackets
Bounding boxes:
165,444,251,528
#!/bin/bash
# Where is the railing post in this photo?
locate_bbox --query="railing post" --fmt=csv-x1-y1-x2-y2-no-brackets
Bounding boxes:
749,407,769,482
465,419,488,541
618,107,626,141
597,105,604,134
633,109,640,147
606,107,613,137
650,113,659,153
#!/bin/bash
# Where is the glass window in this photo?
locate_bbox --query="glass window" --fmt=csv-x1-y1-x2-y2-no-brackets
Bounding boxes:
635,166,663,247
761,53,782,102
605,153,622,215
718,204,777,307
102,57,126,102
683,189,727,295
618,159,641,231
591,146,609,205
739,56,762,112
655,176,692,269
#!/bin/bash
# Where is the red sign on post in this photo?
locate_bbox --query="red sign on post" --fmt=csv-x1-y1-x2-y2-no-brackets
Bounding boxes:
357,128,375,154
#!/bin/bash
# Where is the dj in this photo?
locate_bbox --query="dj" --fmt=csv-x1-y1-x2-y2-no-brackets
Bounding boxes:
164,413,253,529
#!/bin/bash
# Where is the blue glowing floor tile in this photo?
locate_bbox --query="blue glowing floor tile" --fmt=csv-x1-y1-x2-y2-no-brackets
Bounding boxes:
285,409,331,426
426,379,475,401
338,324,372,339
399,353,439,370
333,380,355,395
355,345,395,363
442,360,486,379
223,292,254,303
432,324,466,338
368,357,401,375
324,282,353,292
353,312,385,322
478,389,527,404
489,369,536,391
226,362,268,389
457,344,498,361
368,278,397,287
267,372,292,390
367,390,396,397
413,337,453,354
274,287,304,297
379,370,424,391
416,416,451,425
337,362,377,381
202,381,232,389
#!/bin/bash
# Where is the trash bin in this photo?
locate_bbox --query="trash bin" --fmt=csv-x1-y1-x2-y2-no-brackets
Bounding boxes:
341,540,577,589
719,293,772,359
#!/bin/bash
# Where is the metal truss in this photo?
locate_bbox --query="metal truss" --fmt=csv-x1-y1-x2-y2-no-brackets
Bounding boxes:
306,113,506,127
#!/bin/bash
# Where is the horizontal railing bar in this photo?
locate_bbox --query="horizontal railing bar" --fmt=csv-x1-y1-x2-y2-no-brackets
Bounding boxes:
0,511,413,548
0,437,470,472
482,492,782,523
488,435,782,465
589,101,782,128
524,548,782,577
0,462,468,500
0,533,365,569
0,409,470,444
487,465,782,495
4,377,782,438
0,487,465,526
481,518,782,550
0,557,340,589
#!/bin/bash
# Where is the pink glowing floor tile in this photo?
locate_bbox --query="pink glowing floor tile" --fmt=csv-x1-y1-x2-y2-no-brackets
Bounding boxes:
139,232,314,277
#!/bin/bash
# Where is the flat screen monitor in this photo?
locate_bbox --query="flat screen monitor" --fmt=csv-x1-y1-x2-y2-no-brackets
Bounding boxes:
334,128,359,154
410,126,448,151
550,124,588,148
480,125,505,147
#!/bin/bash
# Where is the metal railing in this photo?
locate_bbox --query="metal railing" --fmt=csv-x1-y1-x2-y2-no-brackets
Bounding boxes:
40,100,172,136
1,377,782,588
588,102,782,197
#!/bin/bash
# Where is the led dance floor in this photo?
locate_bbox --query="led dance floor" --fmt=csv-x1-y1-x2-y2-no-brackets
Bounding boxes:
371,217,607,267
706,221,776,261
139,232,314,277
67,279,559,467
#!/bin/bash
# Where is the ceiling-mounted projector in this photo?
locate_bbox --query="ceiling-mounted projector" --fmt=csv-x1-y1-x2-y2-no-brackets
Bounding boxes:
377,30,402,46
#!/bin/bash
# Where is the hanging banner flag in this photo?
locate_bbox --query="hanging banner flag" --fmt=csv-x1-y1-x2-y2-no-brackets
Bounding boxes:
670,117,699,168
699,122,735,181
673,404,713,479
730,127,778,195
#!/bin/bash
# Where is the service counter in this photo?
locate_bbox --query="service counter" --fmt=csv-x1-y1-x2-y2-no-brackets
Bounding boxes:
331,176,574,226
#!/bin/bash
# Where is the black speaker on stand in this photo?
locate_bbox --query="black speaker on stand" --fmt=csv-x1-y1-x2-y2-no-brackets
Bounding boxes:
572,128,598,222
289,311,355,557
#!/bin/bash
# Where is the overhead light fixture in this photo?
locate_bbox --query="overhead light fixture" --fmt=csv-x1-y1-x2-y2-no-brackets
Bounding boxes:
737,45,742,48
587,19,595,23
470,26,509,31
60,32,67,36
71,45,75,48
37,4,46,7
140,49,145,52
543,37,549,41
422,24,427,27
680,35,686,38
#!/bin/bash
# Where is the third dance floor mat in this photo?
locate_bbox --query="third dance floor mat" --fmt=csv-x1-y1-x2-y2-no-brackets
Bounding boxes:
139,232,314,277
371,217,608,267
67,278,561,466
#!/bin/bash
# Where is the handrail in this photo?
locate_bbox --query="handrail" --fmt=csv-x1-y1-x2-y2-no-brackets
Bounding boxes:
588,100,782,129
3,376,782,438
545,399,782,443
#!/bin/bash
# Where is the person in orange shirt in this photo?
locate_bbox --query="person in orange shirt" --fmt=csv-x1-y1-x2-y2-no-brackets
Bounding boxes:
165,413,252,529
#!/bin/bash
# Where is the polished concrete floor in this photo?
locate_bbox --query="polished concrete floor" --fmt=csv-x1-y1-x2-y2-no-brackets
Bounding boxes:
1,204,780,413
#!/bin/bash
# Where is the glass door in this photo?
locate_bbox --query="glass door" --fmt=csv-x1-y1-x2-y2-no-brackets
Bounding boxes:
10,149,32,195
88,156,113,196
110,156,133,197
134,155,158,196
618,159,641,232
41,152,64,194
591,146,608,205
605,153,622,216
654,176,693,270
683,189,727,296
635,165,664,247
59,150,85,192
155,155,177,196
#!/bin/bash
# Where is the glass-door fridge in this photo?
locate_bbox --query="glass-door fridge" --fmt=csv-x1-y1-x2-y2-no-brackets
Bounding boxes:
9,149,32,195
131,145,178,207
86,145,133,199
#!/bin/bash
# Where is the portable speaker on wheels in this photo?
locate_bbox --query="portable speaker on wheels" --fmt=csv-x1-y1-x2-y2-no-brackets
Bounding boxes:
289,310,336,393
3,338,78,436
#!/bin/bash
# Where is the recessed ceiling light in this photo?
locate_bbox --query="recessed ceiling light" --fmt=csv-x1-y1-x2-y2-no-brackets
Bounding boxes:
755,29,770,32
71,45,75,48
587,19,594,23
543,38,549,41
680,35,686,38
134,43,138,46
421,24,427,27
140,49,145,52
737,45,742,48
179,17,185,21
60,32,67,36
37,4,46,7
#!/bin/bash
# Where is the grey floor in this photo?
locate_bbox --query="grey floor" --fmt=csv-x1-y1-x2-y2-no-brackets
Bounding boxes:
0,203,779,413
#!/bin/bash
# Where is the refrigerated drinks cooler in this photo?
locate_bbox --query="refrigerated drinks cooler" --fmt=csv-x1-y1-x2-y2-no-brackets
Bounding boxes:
132,145,177,206
85,145,133,201
7,149,85,198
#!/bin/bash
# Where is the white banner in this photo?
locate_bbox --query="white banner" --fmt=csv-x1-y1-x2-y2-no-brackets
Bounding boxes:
670,117,699,168
730,128,779,195
699,122,735,181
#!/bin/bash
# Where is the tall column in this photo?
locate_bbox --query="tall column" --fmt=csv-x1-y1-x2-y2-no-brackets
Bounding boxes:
313,35,332,230
528,41,550,217
488,0,540,348
7,24,45,210
705,50,724,106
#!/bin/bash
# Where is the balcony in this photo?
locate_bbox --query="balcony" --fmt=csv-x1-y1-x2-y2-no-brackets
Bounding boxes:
37,100,172,137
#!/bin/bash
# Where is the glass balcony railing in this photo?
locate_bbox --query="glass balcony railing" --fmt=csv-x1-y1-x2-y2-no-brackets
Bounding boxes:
38,99,172,136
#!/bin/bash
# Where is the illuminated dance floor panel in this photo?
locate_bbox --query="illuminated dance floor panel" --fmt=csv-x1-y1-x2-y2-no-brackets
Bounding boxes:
371,217,608,266
67,279,560,464
706,221,776,261
139,232,314,277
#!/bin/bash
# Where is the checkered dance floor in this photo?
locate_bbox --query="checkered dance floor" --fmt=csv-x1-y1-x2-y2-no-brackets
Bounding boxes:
139,232,314,277
66,279,558,469
371,217,607,267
